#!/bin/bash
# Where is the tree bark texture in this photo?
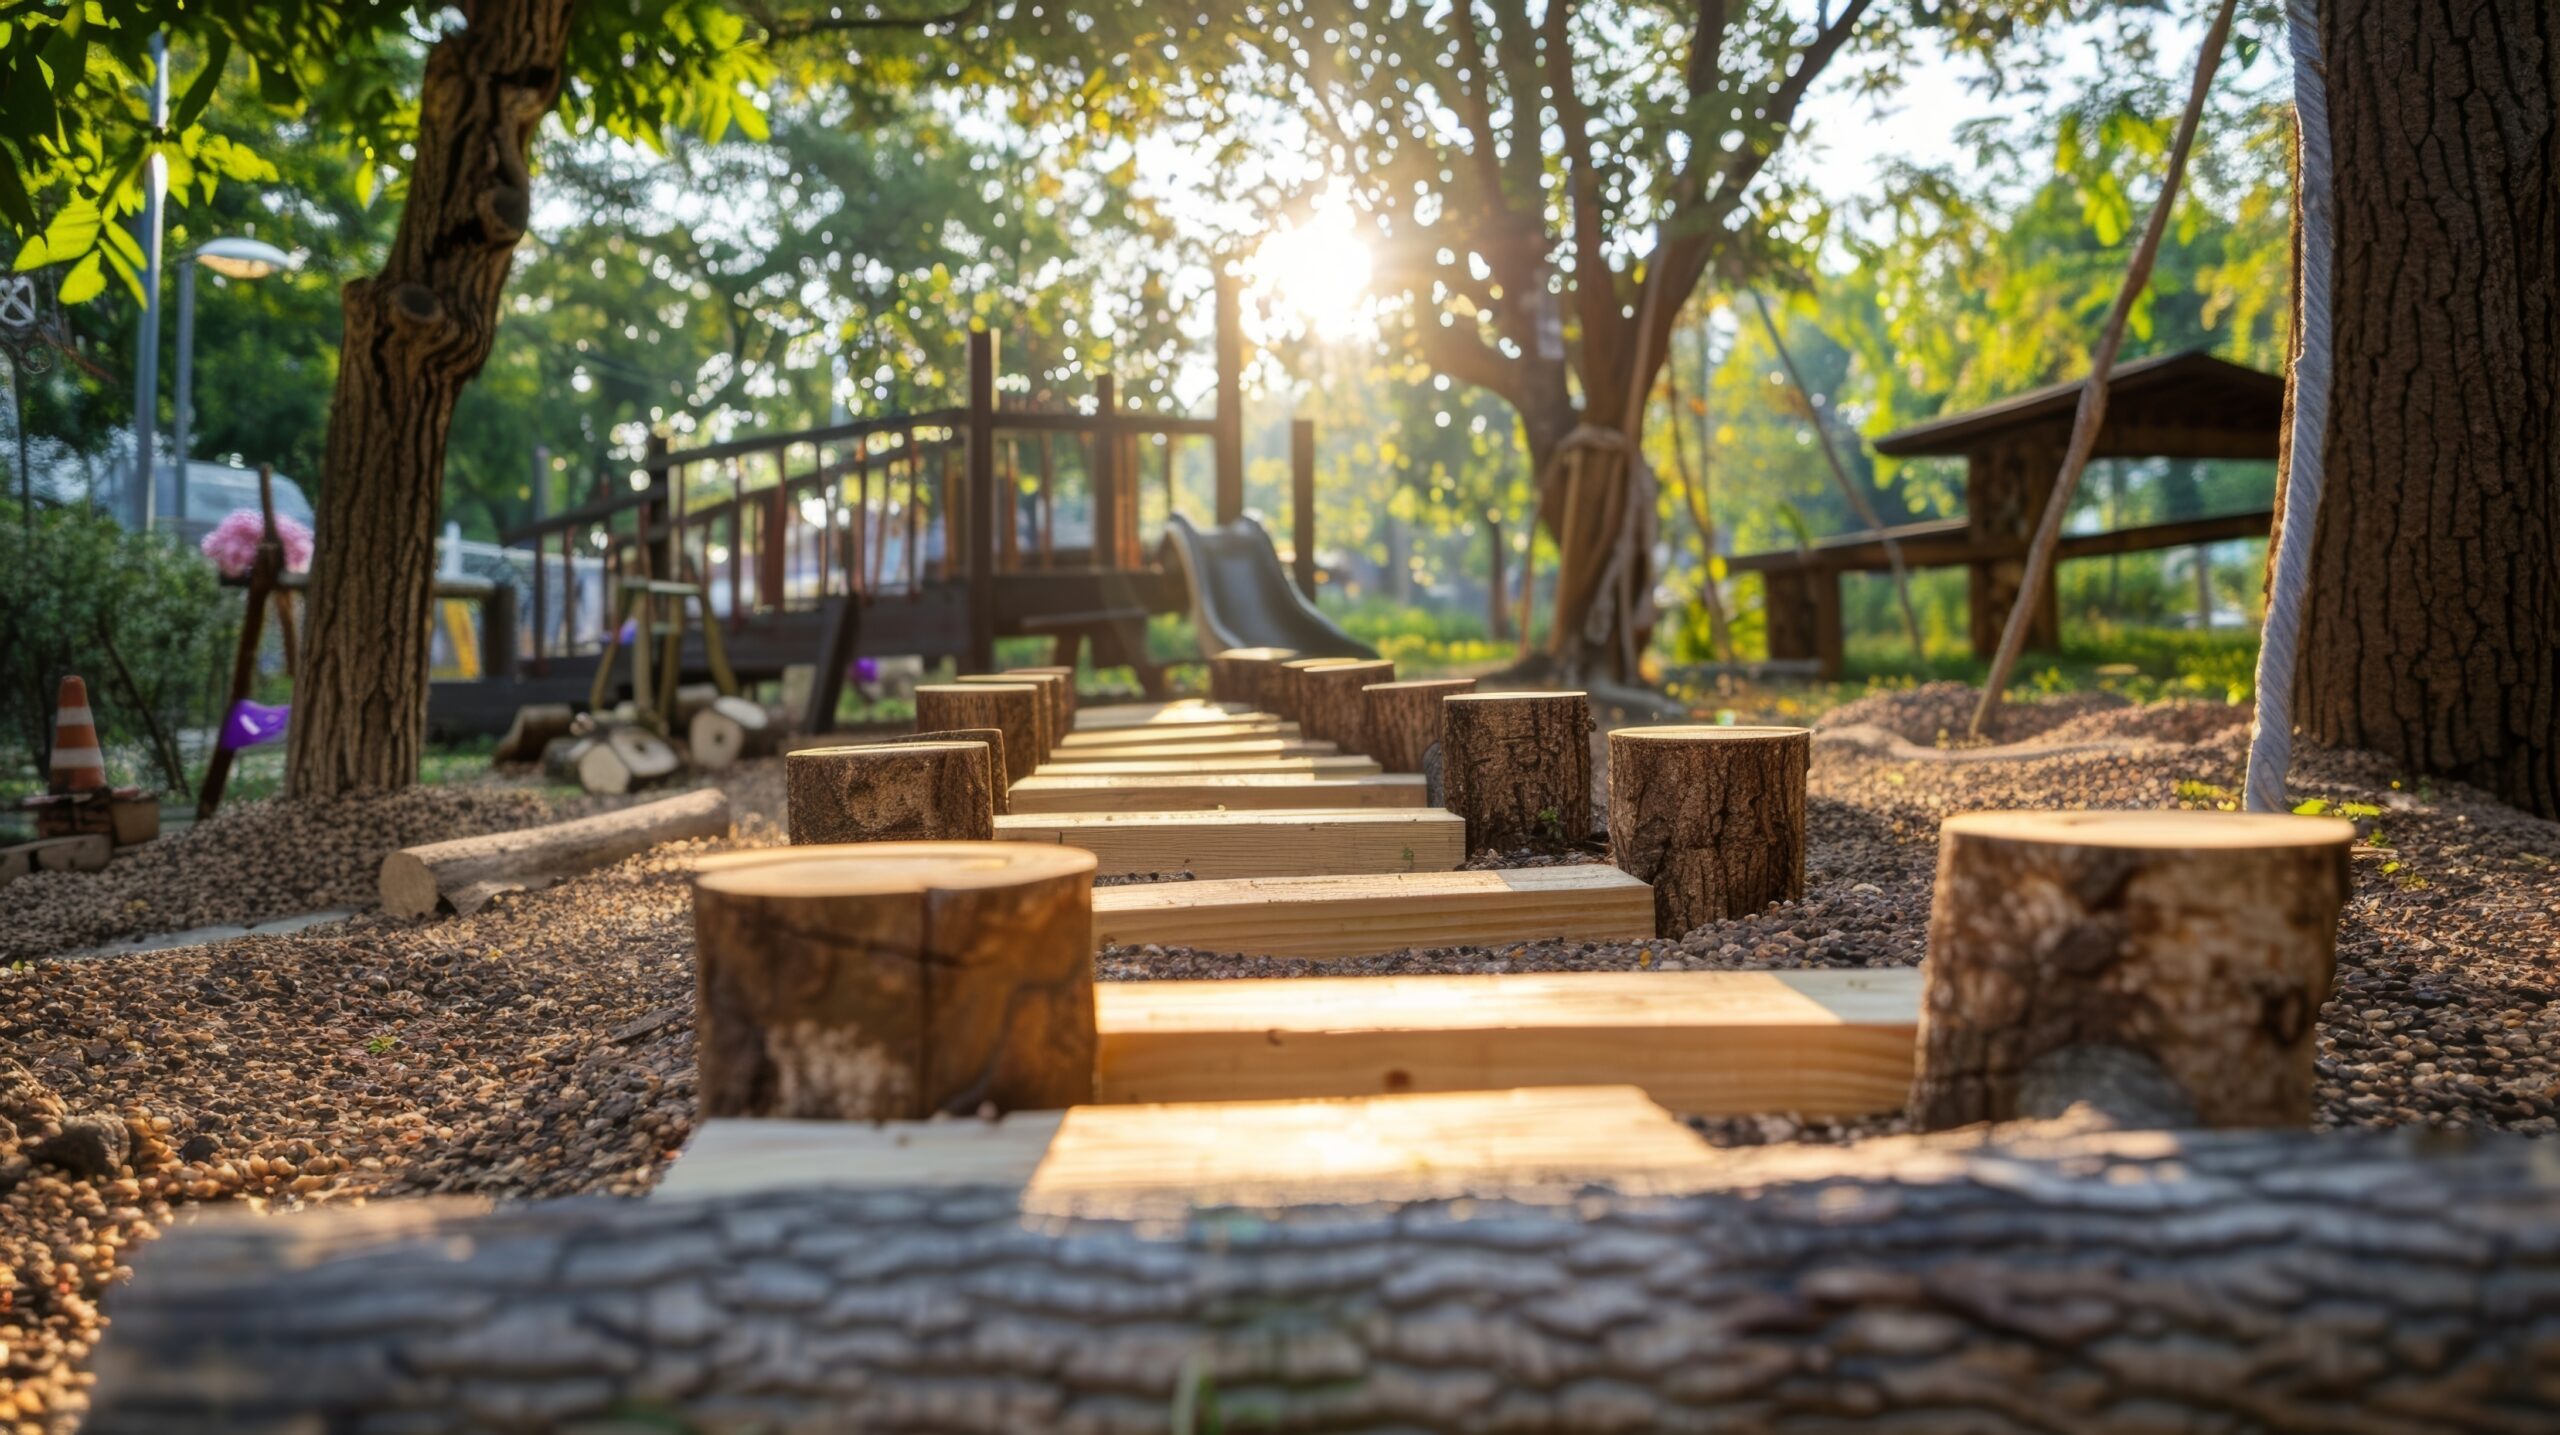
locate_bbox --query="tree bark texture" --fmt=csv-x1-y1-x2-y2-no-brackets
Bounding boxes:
89,1122,2560,1434
378,787,731,918
914,684,1041,784
692,842,1096,1120
1004,665,1079,727
1361,678,1477,773
970,671,1066,759
2286,0,2559,819
784,743,996,845
1607,726,1809,936
1910,810,2356,1131
1209,646,1298,710
1294,659,1394,754
1273,657,1363,723
1440,692,1592,854
286,2,575,796
817,727,1011,815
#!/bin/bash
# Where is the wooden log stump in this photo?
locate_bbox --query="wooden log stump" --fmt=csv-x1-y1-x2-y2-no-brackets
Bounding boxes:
1209,646,1297,709
1361,677,1477,773
914,683,1042,784
687,695,776,771
1607,726,1810,936
490,703,575,765
379,789,733,918
965,671,1065,759
574,726,682,795
1295,659,1393,753
1003,666,1079,728
692,841,1098,1119
815,728,1011,815
785,743,996,844
1274,656,1364,723
1440,691,1591,854
1911,810,2357,1130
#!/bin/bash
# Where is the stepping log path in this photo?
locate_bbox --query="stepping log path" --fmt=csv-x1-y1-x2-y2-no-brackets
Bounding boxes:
1092,866,1653,959
994,808,1465,878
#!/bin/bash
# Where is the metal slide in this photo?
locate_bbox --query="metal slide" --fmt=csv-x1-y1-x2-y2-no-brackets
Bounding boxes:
1163,513,1378,659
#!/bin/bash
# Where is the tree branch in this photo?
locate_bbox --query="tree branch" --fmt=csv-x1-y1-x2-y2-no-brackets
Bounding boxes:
730,0,980,42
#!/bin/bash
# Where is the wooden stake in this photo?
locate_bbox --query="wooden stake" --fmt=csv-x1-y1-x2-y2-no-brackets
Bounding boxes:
1607,726,1810,936
1208,646,1297,709
1361,678,1477,773
1294,659,1393,753
808,728,1011,814
1910,809,2354,1130
785,742,996,845
693,842,1098,1119
950,675,1055,760
380,789,732,918
914,683,1042,783
1440,691,1592,853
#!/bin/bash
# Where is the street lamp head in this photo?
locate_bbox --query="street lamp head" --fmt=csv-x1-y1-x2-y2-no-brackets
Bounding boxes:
192,236,297,281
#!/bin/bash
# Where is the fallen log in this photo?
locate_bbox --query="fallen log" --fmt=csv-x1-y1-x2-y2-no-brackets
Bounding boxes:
87,1117,2560,1433
1607,725,1810,936
489,702,575,765
377,788,731,918
783,741,995,844
686,695,776,771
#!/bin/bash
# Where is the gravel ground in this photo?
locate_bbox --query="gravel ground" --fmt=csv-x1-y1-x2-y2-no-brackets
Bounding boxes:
6,689,2559,1431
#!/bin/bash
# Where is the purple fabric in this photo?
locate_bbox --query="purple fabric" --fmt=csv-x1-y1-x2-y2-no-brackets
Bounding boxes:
618,617,640,646
852,657,879,682
218,700,292,753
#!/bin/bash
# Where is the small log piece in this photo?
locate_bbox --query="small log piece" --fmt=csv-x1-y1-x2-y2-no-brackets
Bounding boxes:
1004,666,1079,728
575,726,683,796
491,703,576,765
1440,691,1591,854
1209,647,1297,710
1361,678,1477,773
784,742,996,845
1274,657,1365,723
539,735,594,787
817,728,1011,815
969,671,1066,758
1911,810,2357,1130
916,683,1043,782
1607,726,1810,936
671,684,722,727
379,788,732,918
1295,659,1394,753
693,841,1099,1119
687,696,776,772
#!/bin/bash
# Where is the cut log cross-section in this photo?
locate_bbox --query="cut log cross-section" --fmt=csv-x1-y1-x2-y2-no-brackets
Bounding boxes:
1273,657,1365,723
692,842,1099,1120
784,742,996,845
1208,646,1297,709
1911,809,2358,1130
1362,678,1478,773
687,695,776,772
1441,691,1592,854
379,788,732,918
1295,659,1394,754
573,726,683,796
914,683,1042,784
810,728,1011,815
1608,726,1811,936
967,672,1066,759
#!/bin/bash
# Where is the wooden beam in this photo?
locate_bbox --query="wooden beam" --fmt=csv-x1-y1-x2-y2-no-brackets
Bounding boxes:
1030,754,1381,779
1009,772,1426,814
1043,737,1339,763
993,808,1465,878
1056,720,1292,749
1072,699,1260,730
1094,969,1918,1116
1091,865,1652,958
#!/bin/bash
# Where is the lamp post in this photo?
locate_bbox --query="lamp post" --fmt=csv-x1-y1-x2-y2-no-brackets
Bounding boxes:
128,30,168,530
172,236,296,526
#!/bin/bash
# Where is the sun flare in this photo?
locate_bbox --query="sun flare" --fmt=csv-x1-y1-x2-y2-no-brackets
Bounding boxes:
1250,198,1375,340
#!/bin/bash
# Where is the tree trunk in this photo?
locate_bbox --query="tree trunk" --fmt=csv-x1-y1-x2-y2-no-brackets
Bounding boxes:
1527,421,1655,687
89,1124,2560,1432
914,683,1042,783
2281,0,2558,819
1294,659,1393,753
1606,726,1809,936
783,741,996,845
1440,691,1591,853
286,3,575,797
1910,810,2356,1130
1361,677,1477,773
692,842,1096,1120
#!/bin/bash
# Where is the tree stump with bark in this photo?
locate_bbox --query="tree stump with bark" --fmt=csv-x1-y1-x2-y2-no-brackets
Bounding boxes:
1440,691,1592,854
692,841,1097,1119
1209,647,1297,710
784,743,997,845
965,671,1065,759
1294,659,1393,753
812,728,1011,815
1003,666,1079,728
1607,726,1810,936
914,683,1042,784
1361,678,1477,773
1911,810,2357,1130
1274,656,1365,723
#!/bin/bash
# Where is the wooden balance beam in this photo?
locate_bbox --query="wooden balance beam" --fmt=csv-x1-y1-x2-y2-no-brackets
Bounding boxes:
1091,865,1653,958
992,808,1465,878
1092,968,1920,1116
1042,736,1340,762
1056,719,1293,749
1071,699,1260,730
1028,754,1382,778
1009,771,1426,814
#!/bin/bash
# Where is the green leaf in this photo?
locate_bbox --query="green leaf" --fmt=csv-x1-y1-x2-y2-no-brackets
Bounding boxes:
172,32,233,132
57,249,105,303
2291,797,2329,815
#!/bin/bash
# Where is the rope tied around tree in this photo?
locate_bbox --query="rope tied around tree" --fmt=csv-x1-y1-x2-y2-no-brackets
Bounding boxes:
1536,421,1662,661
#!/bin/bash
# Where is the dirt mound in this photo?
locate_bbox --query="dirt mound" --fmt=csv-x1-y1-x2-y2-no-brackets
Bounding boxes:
1813,681,2128,747
2034,699,2251,747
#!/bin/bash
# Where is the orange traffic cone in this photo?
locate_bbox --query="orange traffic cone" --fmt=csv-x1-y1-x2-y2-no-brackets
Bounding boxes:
48,675,107,795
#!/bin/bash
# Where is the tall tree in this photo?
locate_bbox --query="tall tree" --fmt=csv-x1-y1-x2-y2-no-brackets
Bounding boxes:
2275,0,2557,817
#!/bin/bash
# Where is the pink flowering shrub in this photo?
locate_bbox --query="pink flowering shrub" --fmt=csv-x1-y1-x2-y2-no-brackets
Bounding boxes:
200,508,315,577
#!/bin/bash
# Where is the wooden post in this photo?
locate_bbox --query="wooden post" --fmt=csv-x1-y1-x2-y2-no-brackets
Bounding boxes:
1003,665,1078,728
818,728,1011,815
1290,417,1317,599
1215,271,1244,523
1272,656,1362,724
1911,810,2356,1130
1208,646,1297,709
784,742,997,845
960,671,1064,759
479,582,518,682
966,331,999,672
914,683,1041,784
1295,659,1393,753
693,842,1097,1120
1362,677,1476,773
1441,691,1591,854
1607,727,1810,936
1093,374,1122,569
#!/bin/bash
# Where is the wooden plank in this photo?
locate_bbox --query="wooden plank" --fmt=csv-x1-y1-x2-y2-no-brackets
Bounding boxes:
994,808,1464,878
1030,754,1382,778
1091,865,1652,958
1073,699,1259,730
1057,720,1292,749
1009,772,1426,814
1045,737,1340,762
659,1086,1717,1210
1095,969,1918,1117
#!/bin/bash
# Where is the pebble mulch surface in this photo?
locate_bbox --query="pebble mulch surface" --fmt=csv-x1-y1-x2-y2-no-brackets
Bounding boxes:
6,686,2560,1430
